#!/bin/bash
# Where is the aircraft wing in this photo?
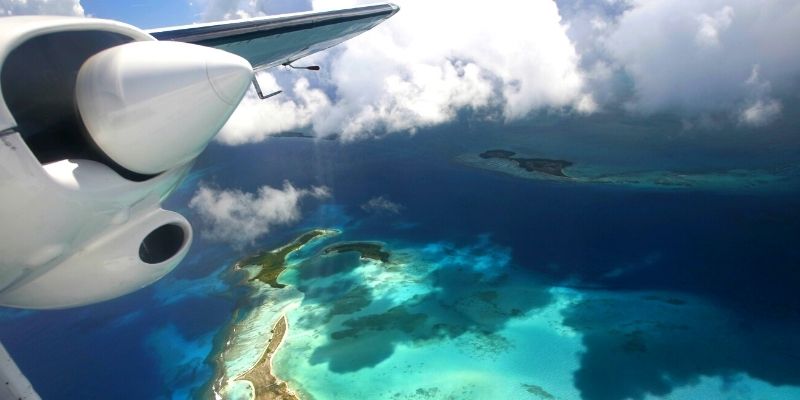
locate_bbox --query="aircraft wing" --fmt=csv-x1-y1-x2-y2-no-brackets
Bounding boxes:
147,3,399,70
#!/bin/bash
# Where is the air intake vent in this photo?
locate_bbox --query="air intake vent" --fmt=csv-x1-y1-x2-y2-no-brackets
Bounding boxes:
139,224,185,264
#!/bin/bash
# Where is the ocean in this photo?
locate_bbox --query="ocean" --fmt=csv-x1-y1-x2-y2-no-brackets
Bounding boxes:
1,113,799,399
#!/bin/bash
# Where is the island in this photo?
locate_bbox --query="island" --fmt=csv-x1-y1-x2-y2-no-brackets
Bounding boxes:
212,229,337,399
323,242,391,263
458,150,799,191
238,229,333,288
479,149,573,178
235,316,297,400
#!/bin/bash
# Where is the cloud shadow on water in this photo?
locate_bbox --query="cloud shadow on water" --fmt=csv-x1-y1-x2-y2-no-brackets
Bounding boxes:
562,293,800,400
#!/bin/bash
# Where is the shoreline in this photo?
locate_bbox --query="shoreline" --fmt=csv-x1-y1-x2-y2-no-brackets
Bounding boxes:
456,152,799,191
233,315,298,400
240,229,338,288
213,229,338,399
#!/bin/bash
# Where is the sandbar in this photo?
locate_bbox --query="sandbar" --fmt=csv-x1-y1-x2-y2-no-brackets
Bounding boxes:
234,315,298,400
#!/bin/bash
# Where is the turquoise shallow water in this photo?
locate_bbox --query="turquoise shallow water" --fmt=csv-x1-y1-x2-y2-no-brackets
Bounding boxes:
455,152,800,192
214,230,800,400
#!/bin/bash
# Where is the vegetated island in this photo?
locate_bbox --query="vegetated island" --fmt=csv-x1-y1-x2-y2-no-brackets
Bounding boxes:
216,229,336,399
238,229,333,288
323,242,391,263
479,149,573,178
460,149,800,191
234,315,297,400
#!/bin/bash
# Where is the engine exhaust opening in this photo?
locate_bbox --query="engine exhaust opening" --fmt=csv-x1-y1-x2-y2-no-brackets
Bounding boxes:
139,223,186,264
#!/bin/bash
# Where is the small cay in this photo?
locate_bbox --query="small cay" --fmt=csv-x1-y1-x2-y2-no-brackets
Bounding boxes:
323,242,391,263
479,149,573,178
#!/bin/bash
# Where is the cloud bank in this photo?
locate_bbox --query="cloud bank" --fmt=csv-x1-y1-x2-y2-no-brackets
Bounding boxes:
9,0,798,142
189,181,330,246
218,0,595,141
603,0,800,125
212,0,799,142
0,0,84,16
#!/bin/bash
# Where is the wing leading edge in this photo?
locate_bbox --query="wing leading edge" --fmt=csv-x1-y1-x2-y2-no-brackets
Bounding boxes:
148,3,399,70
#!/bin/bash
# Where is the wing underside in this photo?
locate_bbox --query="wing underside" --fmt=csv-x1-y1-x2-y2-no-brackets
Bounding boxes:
147,3,398,70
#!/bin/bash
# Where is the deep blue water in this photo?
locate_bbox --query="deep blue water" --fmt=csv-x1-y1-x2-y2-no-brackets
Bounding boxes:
1,115,799,399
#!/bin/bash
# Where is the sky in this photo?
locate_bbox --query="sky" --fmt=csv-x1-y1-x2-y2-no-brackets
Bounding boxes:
1,0,799,244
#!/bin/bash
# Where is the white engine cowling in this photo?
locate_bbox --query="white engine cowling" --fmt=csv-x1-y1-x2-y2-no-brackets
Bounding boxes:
0,206,192,309
0,155,195,309
0,18,255,310
75,41,253,175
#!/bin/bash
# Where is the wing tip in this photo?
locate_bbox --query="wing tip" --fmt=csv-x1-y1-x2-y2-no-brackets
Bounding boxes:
386,3,400,19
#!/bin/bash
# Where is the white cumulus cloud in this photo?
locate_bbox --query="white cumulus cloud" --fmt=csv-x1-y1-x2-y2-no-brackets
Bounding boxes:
217,74,331,145
694,6,734,48
217,0,594,142
740,99,782,127
201,0,311,21
210,0,799,137
361,196,403,214
316,0,594,134
739,65,783,127
605,0,800,119
189,181,330,246
0,0,84,16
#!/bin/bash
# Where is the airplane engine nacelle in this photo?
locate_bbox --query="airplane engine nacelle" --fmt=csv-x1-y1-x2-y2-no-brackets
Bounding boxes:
0,149,197,309
0,17,254,309
76,41,252,175
0,169,194,309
